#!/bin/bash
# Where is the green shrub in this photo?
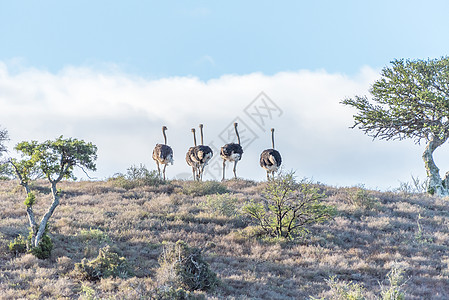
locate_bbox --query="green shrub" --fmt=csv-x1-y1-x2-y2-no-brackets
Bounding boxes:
243,172,335,239
8,234,27,256
79,228,110,244
311,265,407,300
203,193,238,217
181,181,228,197
29,231,53,259
75,245,133,281
109,164,164,190
150,286,205,300
310,276,366,300
380,264,406,300
24,192,36,207
344,186,377,210
26,225,53,259
157,240,218,291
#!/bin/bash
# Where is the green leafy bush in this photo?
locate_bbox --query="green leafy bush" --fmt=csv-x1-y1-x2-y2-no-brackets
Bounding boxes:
156,240,218,291
203,193,238,217
311,265,406,300
8,226,53,259
24,192,36,207
181,181,228,197
344,186,377,210
243,172,335,239
8,234,27,256
79,228,110,244
150,286,205,300
29,231,53,259
109,164,164,190
380,265,406,300
310,276,366,300
75,245,133,281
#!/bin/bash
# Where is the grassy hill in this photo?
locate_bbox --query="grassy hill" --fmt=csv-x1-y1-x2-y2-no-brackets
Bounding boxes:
1,176,449,299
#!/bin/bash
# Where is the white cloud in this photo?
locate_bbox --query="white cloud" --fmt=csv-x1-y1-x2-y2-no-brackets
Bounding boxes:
0,63,440,189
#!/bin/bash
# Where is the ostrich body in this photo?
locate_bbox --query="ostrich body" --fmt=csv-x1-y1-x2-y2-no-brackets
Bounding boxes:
186,128,199,180
260,128,282,180
220,122,243,180
152,126,174,180
192,124,213,181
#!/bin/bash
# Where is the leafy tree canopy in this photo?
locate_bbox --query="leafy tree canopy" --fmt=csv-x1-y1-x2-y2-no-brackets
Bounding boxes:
342,57,449,144
14,136,97,183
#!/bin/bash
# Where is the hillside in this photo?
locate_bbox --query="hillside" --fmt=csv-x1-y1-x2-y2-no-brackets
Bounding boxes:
1,178,449,299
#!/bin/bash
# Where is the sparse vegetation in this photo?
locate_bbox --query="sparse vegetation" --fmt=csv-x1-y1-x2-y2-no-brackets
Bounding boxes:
180,180,228,197
1,178,449,299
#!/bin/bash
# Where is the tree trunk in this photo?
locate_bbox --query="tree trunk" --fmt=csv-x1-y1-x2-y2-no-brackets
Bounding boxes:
23,185,38,247
34,182,60,247
422,137,449,196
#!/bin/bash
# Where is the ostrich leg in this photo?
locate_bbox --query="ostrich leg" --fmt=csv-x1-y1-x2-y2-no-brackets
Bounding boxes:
163,164,167,180
156,161,161,178
191,167,196,181
222,160,226,181
200,165,205,181
233,161,238,179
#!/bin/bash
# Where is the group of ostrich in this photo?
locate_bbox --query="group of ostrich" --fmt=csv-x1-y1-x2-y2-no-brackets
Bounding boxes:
152,123,282,181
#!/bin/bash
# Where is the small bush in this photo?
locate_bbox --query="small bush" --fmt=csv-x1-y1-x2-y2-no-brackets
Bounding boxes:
156,240,218,292
312,265,407,300
181,181,228,197
344,186,377,210
75,245,133,281
150,286,206,300
27,225,53,259
8,234,27,256
203,193,238,217
109,164,164,190
79,228,110,244
29,232,53,259
310,275,366,300
243,172,336,239
380,264,406,300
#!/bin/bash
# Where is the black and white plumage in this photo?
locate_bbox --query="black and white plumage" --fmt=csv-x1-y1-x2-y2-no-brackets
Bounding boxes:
152,126,174,180
220,122,243,181
186,128,199,180
191,124,213,181
260,128,282,180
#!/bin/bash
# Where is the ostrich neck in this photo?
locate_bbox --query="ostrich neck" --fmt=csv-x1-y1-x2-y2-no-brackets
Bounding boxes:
200,127,204,145
271,131,275,149
235,127,241,145
193,132,197,146
163,130,167,145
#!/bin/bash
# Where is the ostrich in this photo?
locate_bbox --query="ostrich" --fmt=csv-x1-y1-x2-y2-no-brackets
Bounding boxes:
192,124,213,181
152,126,174,180
186,128,199,180
220,122,243,181
260,128,282,180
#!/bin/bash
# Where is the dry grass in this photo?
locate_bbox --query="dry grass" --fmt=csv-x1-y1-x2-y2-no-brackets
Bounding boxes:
0,179,449,299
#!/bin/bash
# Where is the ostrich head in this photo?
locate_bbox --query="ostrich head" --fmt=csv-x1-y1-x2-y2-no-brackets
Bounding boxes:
191,128,197,146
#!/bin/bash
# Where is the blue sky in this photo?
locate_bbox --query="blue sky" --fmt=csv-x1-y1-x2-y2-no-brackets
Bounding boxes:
1,1,449,189
2,1,448,79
